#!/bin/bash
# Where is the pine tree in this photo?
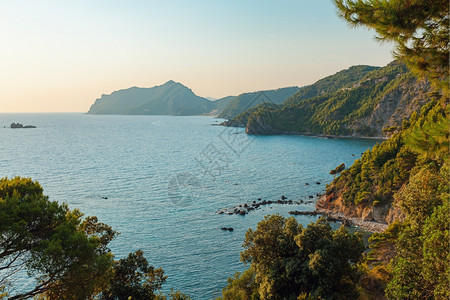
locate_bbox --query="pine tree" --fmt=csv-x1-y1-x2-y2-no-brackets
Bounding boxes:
334,0,449,95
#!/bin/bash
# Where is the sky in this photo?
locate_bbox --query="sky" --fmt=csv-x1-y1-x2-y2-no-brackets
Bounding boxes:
0,0,394,112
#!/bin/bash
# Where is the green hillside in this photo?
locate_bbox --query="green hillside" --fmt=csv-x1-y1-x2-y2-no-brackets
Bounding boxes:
223,64,380,128
229,61,430,137
284,65,379,106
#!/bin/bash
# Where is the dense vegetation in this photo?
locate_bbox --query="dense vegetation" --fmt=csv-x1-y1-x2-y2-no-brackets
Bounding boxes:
0,177,190,300
218,215,364,300
327,98,447,207
283,65,379,106
326,0,449,298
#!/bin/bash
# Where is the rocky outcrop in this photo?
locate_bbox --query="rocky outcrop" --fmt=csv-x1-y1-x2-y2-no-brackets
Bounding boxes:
220,119,246,128
316,194,404,229
217,196,307,216
220,227,234,232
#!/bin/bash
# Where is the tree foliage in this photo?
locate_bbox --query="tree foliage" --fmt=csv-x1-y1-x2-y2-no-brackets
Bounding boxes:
0,177,117,299
36,214,117,300
219,215,365,300
0,177,186,300
219,267,258,300
385,162,449,299
329,163,346,176
334,0,449,94
101,250,166,300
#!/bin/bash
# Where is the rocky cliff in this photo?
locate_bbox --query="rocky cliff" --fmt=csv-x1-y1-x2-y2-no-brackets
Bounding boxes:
316,193,404,226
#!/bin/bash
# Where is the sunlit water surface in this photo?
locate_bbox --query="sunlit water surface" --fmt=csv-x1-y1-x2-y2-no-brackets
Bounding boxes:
0,114,378,299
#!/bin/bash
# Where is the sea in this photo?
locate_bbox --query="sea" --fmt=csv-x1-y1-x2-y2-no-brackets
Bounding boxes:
0,113,378,299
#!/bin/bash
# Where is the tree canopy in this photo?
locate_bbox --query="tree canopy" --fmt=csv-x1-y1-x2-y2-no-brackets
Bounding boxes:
219,215,365,300
100,250,166,300
0,177,117,299
334,0,449,95
0,177,190,300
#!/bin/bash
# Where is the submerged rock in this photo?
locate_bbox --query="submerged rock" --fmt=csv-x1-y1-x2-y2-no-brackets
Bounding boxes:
217,197,306,216
288,210,319,216
221,227,234,232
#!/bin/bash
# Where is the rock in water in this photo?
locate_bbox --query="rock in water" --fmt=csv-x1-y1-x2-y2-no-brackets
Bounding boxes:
10,123,36,129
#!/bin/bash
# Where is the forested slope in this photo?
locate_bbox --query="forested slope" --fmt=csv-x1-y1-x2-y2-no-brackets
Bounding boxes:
226,61,431,138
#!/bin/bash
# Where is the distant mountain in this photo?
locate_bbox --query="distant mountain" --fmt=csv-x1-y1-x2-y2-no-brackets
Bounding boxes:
87,81,298,117
217,87,300,119
88,80,217,115
225,61,429,138
208,96,236,116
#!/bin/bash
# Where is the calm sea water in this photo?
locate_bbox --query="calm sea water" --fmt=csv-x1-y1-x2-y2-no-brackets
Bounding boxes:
0,113,377,299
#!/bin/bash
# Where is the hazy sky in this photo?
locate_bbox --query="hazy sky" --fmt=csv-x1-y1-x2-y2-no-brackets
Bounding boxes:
0,0,394,112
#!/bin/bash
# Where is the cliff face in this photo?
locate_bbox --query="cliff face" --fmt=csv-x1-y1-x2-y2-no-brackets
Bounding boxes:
346,76,430,137
316,194,404,225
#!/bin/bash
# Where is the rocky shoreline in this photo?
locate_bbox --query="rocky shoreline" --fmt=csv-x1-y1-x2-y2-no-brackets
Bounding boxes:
287,208,388,232
315,207,388,233
221,121,387,140
216,193,389,233
217,196,313,216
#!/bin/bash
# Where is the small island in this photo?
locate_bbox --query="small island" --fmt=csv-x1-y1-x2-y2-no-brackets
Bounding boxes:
10,122,36,129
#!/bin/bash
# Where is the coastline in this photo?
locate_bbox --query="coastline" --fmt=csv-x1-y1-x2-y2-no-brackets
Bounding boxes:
316,207,388,233
220,122,388,140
